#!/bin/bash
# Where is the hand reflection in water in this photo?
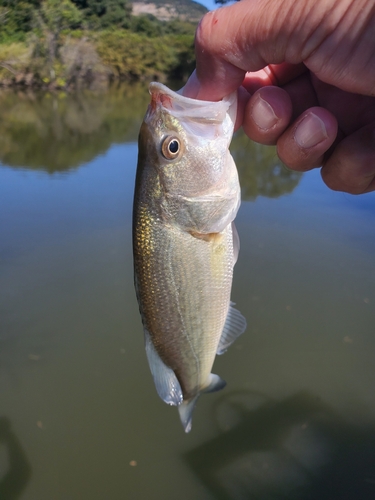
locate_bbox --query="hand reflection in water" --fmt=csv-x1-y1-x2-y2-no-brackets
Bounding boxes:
183,0,375,195
184,391,375,500
0,417,31,500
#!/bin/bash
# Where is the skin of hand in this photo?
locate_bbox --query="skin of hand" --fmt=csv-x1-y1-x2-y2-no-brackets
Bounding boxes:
183,0,375,194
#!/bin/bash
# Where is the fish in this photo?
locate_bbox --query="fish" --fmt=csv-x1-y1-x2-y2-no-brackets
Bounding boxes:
132,82,246,433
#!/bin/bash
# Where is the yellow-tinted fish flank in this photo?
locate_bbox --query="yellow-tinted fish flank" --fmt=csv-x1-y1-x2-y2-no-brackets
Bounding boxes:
133,82,246,432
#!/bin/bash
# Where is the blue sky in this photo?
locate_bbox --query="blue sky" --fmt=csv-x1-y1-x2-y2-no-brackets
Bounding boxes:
195,0,221,11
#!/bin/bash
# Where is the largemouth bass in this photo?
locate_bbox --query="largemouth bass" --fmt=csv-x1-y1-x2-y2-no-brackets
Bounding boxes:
133,82,246,432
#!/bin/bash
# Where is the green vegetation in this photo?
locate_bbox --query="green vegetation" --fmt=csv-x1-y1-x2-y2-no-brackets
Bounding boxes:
0,0,202,88
96,30,194,81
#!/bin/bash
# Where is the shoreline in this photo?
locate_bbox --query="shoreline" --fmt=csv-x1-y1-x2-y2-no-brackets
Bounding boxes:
0,30,196,91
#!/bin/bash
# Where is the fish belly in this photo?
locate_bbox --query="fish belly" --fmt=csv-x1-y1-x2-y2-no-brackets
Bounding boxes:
134,216,234,400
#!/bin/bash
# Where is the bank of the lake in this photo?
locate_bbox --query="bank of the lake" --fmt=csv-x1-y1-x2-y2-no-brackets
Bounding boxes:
0,31,196,89
0,0,203,89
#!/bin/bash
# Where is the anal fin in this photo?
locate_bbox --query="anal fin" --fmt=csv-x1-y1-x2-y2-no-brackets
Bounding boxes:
144,328,183,406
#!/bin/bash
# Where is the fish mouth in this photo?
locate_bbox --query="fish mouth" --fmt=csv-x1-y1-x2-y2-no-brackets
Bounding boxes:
149,82,237,125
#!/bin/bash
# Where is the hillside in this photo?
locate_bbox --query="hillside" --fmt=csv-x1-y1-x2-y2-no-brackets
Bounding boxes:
132,0,208,21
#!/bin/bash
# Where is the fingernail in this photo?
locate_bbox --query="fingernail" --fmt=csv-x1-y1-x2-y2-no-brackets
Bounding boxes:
251,95,278,130
295,113,328,148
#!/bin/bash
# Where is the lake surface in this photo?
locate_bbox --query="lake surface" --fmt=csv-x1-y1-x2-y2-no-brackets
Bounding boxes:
0,85,374,500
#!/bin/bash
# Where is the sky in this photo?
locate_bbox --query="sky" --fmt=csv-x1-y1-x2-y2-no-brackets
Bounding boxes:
195,0,221,11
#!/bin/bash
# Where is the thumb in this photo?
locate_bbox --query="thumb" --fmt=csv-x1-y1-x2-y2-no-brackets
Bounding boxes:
185,0,374,101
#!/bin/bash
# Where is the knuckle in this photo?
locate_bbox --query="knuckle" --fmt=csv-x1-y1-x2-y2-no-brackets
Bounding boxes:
195,11,222,56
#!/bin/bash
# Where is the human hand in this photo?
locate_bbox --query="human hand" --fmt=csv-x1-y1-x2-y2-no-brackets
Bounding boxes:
183,0,375,194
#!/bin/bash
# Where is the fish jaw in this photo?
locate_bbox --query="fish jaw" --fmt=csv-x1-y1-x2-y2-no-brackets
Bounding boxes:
163,151,241,234
148,81,237,146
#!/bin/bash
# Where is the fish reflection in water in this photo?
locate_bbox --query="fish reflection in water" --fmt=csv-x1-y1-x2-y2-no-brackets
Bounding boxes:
133,83,246,432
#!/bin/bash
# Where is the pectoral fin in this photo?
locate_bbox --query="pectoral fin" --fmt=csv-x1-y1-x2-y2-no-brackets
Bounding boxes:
217,302,247,355
144,328,183,406
232,221,240,265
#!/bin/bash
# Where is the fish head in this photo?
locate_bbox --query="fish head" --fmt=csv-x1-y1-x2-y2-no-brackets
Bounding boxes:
140,82,240,232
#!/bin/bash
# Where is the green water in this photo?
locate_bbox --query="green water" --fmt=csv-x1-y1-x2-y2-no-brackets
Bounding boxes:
0,85,374,500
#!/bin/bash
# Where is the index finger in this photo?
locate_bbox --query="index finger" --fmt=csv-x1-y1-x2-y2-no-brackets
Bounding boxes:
184,0,333,101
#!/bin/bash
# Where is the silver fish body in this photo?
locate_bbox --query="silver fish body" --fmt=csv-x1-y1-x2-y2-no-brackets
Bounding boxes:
133,82,246,432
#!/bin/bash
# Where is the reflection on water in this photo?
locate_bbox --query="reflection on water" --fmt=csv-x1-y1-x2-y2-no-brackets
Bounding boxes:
0,85,374,499
185,391,375,500
0,417,31,499
0,85,301,200
232,132,302,200
0,85,150,173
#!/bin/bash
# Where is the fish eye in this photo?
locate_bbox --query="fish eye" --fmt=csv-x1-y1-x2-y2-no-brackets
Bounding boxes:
161,136,181,160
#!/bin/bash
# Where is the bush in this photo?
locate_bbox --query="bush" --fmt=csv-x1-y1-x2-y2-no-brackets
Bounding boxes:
96,30,194,81
0,42,32,78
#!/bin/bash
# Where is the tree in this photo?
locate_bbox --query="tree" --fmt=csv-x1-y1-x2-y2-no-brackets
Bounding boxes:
99,0,131,29
34,0,83,78
0,0,42,40
71,0,132,28
130,14,163,37
39,0,82,33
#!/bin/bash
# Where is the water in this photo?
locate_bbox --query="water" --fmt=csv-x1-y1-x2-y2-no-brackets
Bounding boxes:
0,86,374,499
